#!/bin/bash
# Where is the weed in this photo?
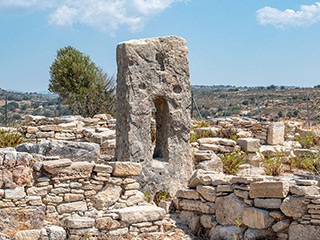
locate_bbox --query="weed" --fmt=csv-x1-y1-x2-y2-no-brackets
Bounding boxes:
296,131,320,149
84,233,88,240
260,149,285,176
236,215,242,227
230,135,238,142
154,187,170,206
190,129,216,143
143,191,152,203
291,154,320,176
220,150,246,175
0,129,26,148
191,120,210,131
150,128,156,145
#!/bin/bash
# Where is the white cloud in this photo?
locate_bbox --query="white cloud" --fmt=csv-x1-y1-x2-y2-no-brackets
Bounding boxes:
0,0,184,34
257,2,320,28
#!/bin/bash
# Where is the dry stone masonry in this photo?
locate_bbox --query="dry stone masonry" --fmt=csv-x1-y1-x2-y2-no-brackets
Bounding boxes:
176,170,320,240
116,36,193,194
0,143,167,240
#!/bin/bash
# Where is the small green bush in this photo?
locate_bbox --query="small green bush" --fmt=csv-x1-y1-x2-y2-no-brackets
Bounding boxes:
220,150,246,175
260,149,285,176
0,130,26,148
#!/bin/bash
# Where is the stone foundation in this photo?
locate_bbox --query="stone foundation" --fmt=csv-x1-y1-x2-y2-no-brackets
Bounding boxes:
176,170,320,240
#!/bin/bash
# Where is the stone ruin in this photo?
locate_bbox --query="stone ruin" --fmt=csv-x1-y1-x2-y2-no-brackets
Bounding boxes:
116,36,193,194
0,36,319,240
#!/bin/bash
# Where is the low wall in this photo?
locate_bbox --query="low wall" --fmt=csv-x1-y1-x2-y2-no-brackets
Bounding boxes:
176,170,320,240
0,144,166,240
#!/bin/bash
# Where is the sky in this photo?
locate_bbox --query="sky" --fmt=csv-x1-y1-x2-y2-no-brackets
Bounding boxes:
1,0,320,92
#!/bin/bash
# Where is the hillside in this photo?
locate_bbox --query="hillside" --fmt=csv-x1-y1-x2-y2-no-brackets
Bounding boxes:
192,86,320,127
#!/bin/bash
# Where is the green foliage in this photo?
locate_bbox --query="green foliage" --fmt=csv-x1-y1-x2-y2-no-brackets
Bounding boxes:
220,150,246,175
150,128,156,145
143,191,152,203
291,155,320,175
296,131,320,149
190,129,216,143
260,149,285,176
49,46,115,117
0,130,26,148
153,187,170,206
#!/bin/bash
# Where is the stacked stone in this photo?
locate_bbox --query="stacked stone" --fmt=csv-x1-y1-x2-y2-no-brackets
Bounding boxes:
176,170,320,240
20,114,116,156
196,137,239,154
0,145,166,240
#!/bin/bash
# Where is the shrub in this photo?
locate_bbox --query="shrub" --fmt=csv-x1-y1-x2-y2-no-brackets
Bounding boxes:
290,154,320,175
0,130,26,148
296,131,320,149
260,149,285,176
220,150,246,175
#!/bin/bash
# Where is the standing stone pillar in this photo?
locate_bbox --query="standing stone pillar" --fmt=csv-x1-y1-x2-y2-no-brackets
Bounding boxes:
116,36,193,194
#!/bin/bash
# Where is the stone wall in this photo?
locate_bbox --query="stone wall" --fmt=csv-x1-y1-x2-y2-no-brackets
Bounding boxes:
176,170,320,240
0,143,166,240
201,117,303,145
19,114,116,156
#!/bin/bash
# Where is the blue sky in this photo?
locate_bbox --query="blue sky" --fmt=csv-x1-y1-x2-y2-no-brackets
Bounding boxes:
0,0,320,92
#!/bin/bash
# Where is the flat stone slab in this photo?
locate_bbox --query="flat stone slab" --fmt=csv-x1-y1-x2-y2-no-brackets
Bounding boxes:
109,162,142,177
64,217,95,229
52,162,94,180
249,181,290,198
112,205,165,224
4,187,25,200
43,159,72,174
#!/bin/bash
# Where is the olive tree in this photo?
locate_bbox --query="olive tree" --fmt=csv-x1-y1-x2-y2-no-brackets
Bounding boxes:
49,46,115,117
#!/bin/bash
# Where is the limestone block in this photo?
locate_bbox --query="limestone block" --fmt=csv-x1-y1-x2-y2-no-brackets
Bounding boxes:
199,143,219,152
27,126,39,134
113,205,165,224
194,150,214,161
12,230,40,240
190,215,200,235
16,140,100,162
27,186,51,196
91,184,122,210
43,159,72,174
4,187,25,200
179,199,202,212
290,185,320,196
197,137,221,145
36,131,54,138
176,189,200,200
242,207,274,229
288,223,320,240
51,162,94,181
126,192,145,206
243,229,274,240
267,122,285,145
254,198,282,209
210,225,246,240
272,219,290,232
109,162,142,177
57,201,87,214
200,215,214,228
280,196,308,218
116,36,193,194
188,170,225,188
215,193,248,226
237,131,251,138
195,158,223,172
249,181,290,198
96,217,120,230
45,225,66,240
64,217,95,229
196,185,216,202
93,164,113,173
237,138,260,153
